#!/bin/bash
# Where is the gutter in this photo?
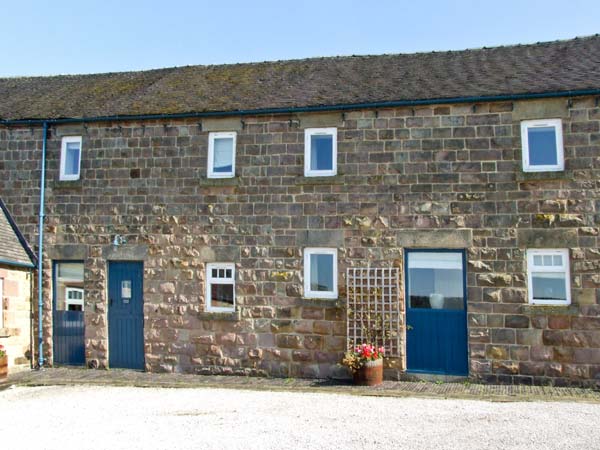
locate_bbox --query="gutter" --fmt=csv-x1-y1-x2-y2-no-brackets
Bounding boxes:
0,258,35,269
36,122,48,369
1,89,600,126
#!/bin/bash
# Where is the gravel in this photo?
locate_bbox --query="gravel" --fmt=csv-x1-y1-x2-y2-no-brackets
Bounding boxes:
1,385,599,450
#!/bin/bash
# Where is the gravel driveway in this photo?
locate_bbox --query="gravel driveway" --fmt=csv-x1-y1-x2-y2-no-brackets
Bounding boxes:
1,385,599,449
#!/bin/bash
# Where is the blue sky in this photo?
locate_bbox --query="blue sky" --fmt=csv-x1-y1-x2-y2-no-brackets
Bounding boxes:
2,0,599,77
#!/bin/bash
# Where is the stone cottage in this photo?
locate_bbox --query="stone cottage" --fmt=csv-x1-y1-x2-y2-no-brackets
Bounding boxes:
1,35,600,385
0,198,36,372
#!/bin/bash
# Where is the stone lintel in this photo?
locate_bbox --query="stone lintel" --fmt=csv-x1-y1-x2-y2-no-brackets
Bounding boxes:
201,117,243,132
102,244,148,261
517,229,578,248
298,112,343,128
397,229,472,248
47,244,88,260
512,98,569,121
198,246,240,262
296,230,345,247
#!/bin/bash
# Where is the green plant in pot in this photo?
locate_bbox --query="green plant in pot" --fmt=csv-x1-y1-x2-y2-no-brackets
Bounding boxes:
342,343,385,386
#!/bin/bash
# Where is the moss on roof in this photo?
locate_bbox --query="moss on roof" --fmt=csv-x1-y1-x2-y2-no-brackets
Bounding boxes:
1,35,600,121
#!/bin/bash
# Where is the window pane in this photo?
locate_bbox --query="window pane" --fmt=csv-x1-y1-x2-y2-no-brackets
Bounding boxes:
533,255,543,266
55,262,84,312
528,126,558,166
210,283,234,309
213,137,233,173
543,255,553,266
553,255,563,266
212,268,217,277
408,252,464,310
310,253,334,292
65,143,80,175
532,272,567,301
310,134,333,171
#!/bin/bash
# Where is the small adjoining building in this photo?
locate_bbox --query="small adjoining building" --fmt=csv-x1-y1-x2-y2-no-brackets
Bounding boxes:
1,35,600,386
0,198,36,373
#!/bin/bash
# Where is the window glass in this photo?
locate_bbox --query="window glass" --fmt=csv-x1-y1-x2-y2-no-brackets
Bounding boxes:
531,273,567,302
310,134,333,171
407,252,464,310
528,126,558,166
210,284,234,309
64,142,81,175
310,253,334,292
55,262,84,312
212,137,234,173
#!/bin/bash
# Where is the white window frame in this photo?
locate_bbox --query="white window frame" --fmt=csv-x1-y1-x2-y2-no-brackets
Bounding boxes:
205,262,236,312
207,131,236,179
303,248,338,299
59,136,83,181
526,249,571,306
521,119,564,172
304,128,337,177
65,287,85,311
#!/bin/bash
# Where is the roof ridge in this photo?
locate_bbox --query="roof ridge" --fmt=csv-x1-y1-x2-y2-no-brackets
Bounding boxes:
0,34,598,80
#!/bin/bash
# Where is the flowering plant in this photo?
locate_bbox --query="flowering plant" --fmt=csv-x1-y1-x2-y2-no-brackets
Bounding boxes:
0,344,5,358
341,343,385,373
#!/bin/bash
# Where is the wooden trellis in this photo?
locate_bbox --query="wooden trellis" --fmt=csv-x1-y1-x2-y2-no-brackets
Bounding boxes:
346,267,402,357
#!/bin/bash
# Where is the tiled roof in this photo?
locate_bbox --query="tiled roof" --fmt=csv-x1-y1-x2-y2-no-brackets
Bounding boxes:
0,198,36,268
1,35,599,121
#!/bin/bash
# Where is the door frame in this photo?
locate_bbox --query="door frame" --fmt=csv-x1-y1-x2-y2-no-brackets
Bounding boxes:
107,260,145,370
404,248,469,375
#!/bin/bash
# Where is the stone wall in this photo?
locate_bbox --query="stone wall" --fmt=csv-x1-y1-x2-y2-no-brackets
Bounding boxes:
0,96,599,385
0,265,32,372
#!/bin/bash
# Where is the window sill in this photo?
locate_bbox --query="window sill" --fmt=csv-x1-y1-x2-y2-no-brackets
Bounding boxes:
516,171,567,182
199,310,241,321
0,327,16,338
52,179,83,189
521,304,578,315
198,177,239,187
300,298,342,308
295,175,344,185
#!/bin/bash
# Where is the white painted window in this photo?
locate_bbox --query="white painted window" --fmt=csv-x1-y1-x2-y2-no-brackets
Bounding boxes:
206,263,235,312
521,119,564,172
527,249,571,305
54,262,85,312
304,248,338,299
60,136,82,181
304,128,337,177
208,132,236,178
0,278,3,328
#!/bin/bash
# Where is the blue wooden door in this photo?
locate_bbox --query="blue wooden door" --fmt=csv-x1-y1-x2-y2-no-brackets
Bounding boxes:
53,261,85,366
405,250,468,375
108,261,144,370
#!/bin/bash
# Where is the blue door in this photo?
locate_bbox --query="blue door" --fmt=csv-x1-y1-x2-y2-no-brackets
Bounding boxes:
405,250,468,375
108,261,144,370
53,261,85,366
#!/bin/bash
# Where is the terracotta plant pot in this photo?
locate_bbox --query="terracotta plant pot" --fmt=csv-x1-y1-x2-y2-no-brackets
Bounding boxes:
0,355,7,379
353,358,383,386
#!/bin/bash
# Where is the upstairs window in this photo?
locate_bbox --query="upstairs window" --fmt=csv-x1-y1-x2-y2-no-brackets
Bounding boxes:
304,128,337,177
304,248,338,299
521,119,564,172
526,249,570,305
60,136,82,181
206,263,235,312
208,132,236,178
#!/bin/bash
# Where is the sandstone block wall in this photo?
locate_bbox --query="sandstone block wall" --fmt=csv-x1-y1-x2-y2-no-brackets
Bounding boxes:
0,96,599,385
0,265,32,372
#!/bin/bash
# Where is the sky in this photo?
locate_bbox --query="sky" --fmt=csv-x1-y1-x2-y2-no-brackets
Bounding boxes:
1,0,599,77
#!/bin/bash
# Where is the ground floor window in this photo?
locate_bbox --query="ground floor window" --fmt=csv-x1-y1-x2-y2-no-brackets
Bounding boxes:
54,262,85,311
303,248,338,299
206,263,235,312
526,249,570,305
406,251,465,310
